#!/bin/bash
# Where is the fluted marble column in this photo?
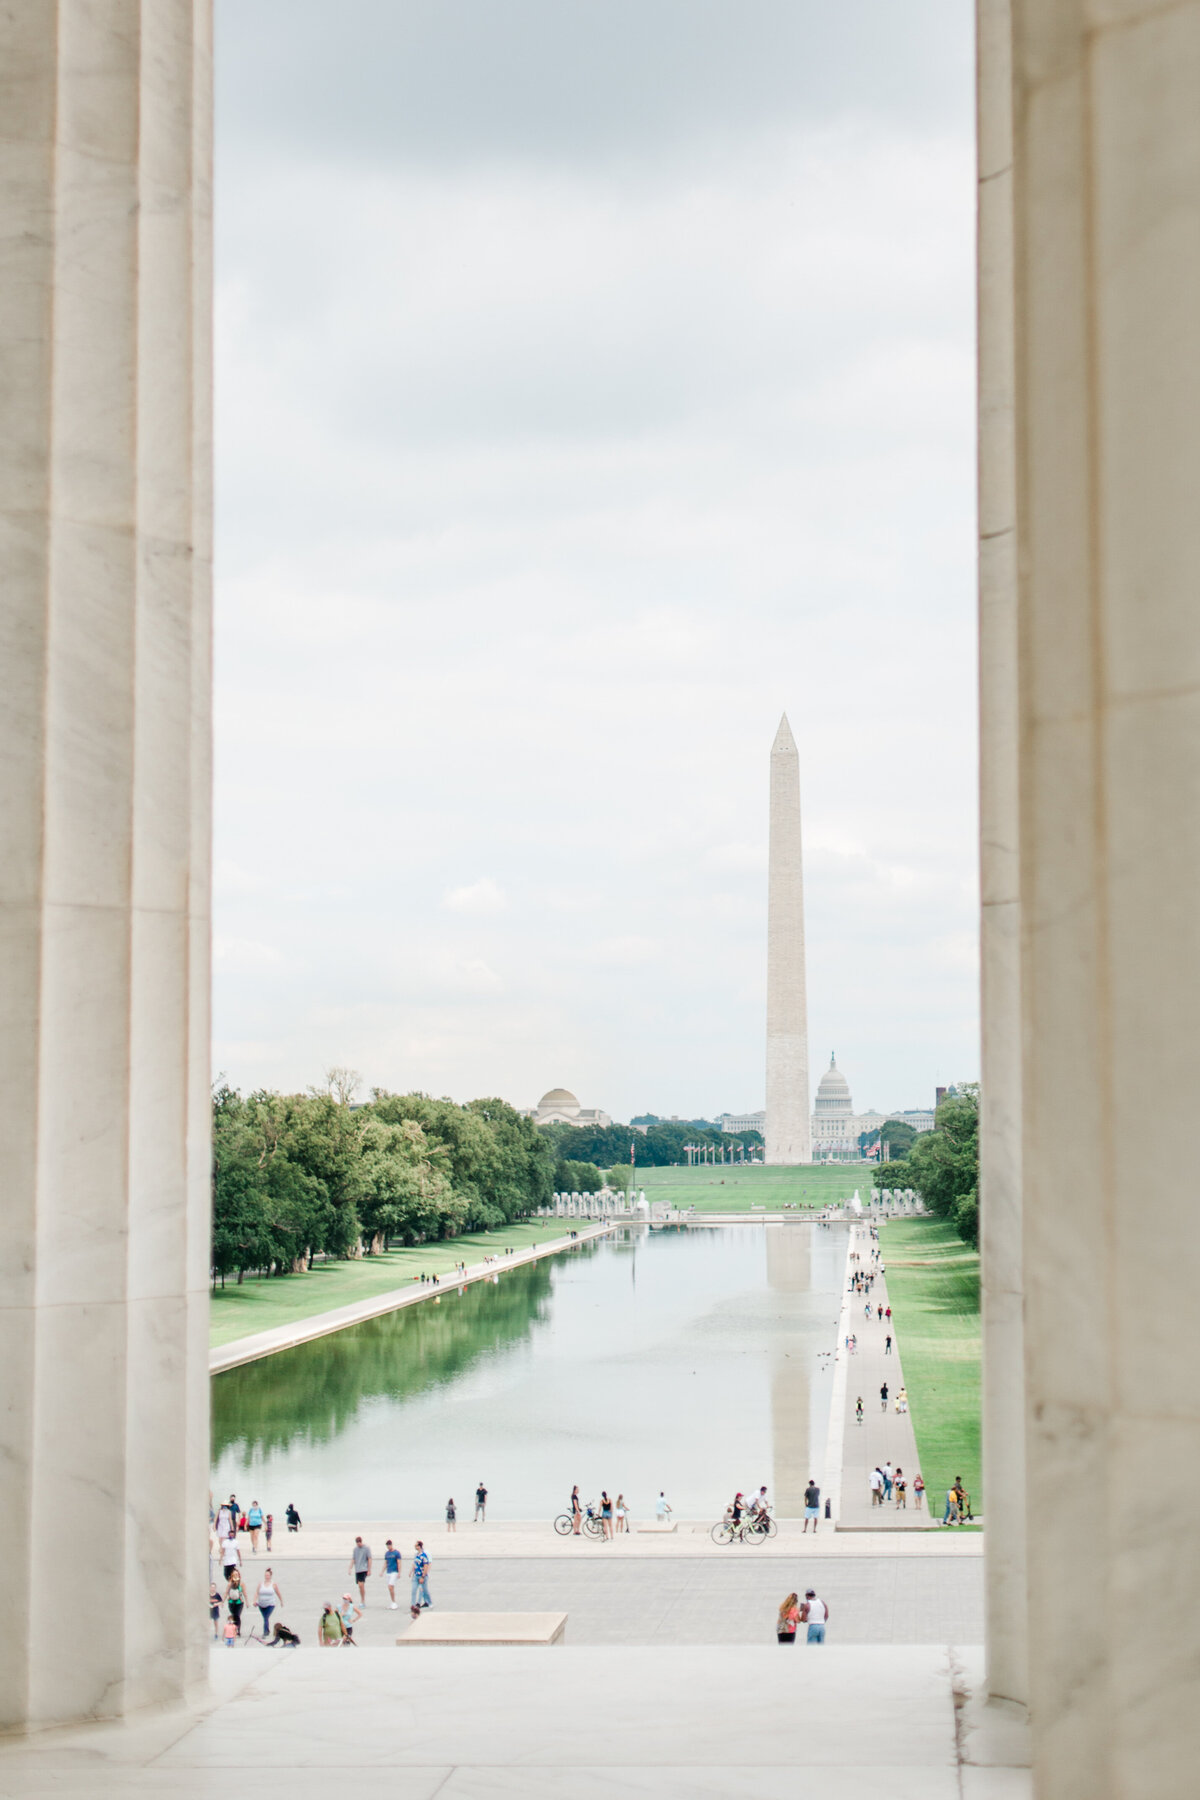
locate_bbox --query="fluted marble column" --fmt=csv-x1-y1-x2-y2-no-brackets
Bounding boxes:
0,2,212,1729
976,0,1028,1711
1010,2,1200,1793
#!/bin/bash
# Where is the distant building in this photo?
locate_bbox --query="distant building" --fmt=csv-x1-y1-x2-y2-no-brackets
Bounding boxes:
525,1087,612,1129
718,1110,766,1135
812,1054,857,1159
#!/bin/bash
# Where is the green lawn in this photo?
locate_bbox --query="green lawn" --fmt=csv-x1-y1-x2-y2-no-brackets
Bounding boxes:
880,1216,982,1513
637,1164,872,1212
209,1220,578,1348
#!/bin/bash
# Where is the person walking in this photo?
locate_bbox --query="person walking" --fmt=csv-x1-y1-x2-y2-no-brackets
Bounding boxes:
246,1500,264,1552
384,1540,402,1608
571,1485,583,1536
776,1592,800,1644
209,1583,222,1640
349,1536,372,1604
215,1498,234,1542
616,1494,628,1533
338,1593,362,1644
600,1491,613,1540
286,1502,302,1533
855,1397,864,1425
255,1570,282,1638
803,1478,820,1532
880,1381,889,1411
894,1470,907,1509
222,1612,238,1648
881,1461,893,1501
411,1541,431,1612
446,1498,457,1533
656,1491,673,1523
319,1602,345,1647
884,1334,892,1355
220,1533,241,1585
869,1467,884,1507
264,1512,274,1552
913,1472,925,1510
800,1590,829,1643
943,1484,960,1526
474,1482,488,1523
224,1569,246,1637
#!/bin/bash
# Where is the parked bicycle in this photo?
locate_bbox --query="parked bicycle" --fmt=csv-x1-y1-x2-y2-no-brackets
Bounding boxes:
554,1501,605,1538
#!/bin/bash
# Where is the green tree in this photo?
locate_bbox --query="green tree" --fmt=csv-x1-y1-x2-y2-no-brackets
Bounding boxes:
880,1086,979,1248
554,1159,602,1194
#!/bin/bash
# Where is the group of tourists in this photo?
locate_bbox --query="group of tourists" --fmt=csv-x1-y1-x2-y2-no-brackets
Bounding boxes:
942,1477,974,1525
776,1590,830,1644
568,1485,632,1536
869,1462,923,1509
210,1492,298,1645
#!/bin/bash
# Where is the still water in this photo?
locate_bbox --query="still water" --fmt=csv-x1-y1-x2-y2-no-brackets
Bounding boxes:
211,1223,847,1519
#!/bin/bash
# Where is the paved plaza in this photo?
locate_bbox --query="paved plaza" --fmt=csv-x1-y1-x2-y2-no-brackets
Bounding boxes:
224,1551,982,1647
0,1645,1030,1798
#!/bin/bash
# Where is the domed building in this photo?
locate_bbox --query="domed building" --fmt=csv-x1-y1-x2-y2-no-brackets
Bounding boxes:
812,1054,856,1160
526,1087,612,1129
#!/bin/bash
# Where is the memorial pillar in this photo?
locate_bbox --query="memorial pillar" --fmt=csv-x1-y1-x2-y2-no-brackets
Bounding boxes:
1010,2,1200,1791
976,0,1028,1709
0,2,212,1729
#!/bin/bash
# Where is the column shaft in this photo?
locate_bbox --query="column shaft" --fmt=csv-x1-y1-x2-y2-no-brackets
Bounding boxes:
0,1,212,1729
1011,1,1200,1792
976,0,1028,1708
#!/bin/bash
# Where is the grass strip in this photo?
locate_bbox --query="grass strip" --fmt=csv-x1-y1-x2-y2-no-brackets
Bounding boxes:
881,1216,982,1513
210,1219,578,1348
638,1165,872,1212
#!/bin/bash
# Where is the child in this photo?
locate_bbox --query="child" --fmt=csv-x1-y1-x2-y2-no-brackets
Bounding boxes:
222,1614,237,1648
210,1584,222,1639
264,1512,274,1552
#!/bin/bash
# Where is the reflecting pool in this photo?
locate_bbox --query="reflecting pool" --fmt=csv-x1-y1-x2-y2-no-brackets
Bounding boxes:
211,1222,847,1519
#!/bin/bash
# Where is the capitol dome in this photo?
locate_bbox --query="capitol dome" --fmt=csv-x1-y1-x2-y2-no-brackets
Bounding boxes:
538,1087,580,1110
814,1055,852,1111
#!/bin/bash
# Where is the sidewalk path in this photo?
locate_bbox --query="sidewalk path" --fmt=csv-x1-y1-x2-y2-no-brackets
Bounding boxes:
210,1223,613,1373
836,1223,932,1530
243,1522,980,1561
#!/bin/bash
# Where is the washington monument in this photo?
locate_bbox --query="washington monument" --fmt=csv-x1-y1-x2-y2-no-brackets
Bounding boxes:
765,714,810,1163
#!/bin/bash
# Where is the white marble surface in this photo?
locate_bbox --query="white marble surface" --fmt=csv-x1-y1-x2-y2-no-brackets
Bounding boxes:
974,0,1028,1711
0,1646,1031,1797
0,0,212,1730
1008,0,1200,1790
764,715,810,1164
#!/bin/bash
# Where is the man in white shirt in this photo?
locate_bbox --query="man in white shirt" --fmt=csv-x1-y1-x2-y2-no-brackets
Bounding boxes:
869,1467,884,1507
655,1492,673,1521
801,1589,829,1644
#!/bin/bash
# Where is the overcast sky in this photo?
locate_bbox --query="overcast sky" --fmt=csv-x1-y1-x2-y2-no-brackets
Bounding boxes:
212,0,978,1121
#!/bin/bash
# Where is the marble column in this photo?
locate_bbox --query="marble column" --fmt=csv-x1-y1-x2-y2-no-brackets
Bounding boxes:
0,2,212,1730
1009,2,1200,1793
976,0,1028,1710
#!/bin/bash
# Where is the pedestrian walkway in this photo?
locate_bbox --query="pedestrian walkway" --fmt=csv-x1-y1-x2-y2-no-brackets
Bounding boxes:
836,1224,931,1530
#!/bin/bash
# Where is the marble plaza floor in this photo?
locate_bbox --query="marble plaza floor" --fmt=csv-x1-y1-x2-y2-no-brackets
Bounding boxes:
223,1552,983,1645
0,1645,1032,1799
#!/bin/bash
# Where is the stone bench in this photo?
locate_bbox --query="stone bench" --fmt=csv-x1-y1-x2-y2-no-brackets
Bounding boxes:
397,1612,566,1645
637,1521,677,1533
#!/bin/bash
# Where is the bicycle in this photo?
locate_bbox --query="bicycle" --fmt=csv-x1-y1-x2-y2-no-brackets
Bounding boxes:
710,1514,769,1545
554,1502,605,1539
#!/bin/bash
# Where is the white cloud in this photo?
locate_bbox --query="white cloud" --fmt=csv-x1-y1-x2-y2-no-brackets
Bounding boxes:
443,878,507,915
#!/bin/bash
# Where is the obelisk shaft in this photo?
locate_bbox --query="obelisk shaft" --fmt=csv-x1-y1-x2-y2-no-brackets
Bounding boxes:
765,715,810,1164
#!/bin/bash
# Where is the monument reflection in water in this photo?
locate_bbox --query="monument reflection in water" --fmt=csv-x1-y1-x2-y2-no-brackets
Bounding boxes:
211,1224,846,1519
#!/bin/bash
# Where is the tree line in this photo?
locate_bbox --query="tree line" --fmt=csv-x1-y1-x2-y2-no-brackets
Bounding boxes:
542,1118,762,1170
873,1085,979,1247
211,1078,555,1284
